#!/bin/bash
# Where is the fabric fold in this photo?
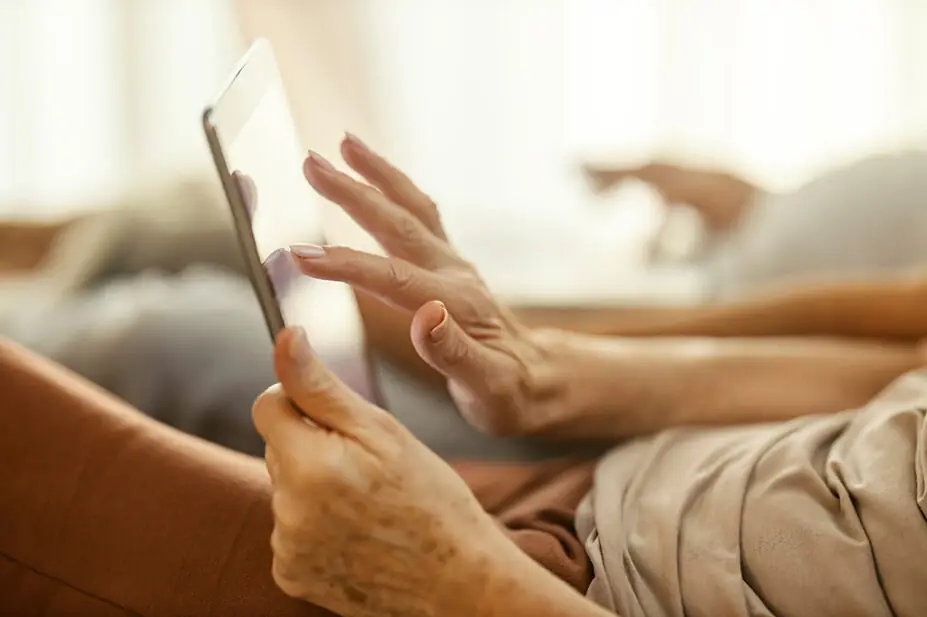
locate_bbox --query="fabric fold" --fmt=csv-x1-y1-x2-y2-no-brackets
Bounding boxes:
579,369,927,617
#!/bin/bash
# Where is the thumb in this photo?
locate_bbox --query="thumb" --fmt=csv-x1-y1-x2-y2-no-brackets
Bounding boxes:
273,326,370,436
410,301,488,386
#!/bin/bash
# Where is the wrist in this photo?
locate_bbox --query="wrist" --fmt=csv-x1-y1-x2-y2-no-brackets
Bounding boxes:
521,328,675,439
440,524,611,617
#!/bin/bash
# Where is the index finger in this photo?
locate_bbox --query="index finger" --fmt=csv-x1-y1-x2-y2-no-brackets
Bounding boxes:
303,154,453,269
251,383,314,451
340,133,448,241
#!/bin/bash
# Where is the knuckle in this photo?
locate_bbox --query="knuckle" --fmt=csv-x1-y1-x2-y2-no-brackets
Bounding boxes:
369,407,406,441
271,524,304,556
270,526,295,561
422,196,440,219
283,448,344,493
271,557,304,598
272,490,310,531
393,213,422,244
439,337,470,367
420,196,445,230
251,385,282,433
454,282,492,316
298,364,340,400
386,260,416,292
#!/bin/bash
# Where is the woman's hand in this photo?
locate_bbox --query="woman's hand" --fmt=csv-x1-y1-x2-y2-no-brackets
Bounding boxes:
290,134,570,437
254,327,516,617
255,327,616,617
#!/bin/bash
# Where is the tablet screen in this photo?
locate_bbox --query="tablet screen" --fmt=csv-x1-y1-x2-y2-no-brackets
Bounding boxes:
210,49,322,333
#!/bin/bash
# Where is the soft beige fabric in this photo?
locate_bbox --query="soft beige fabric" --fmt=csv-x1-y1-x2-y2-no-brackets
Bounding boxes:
578,368,927,616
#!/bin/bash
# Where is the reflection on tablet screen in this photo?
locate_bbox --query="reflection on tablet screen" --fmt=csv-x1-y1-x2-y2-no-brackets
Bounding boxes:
225,79,322,330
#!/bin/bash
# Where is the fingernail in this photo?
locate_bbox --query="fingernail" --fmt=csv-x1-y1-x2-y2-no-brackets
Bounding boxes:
429,303,448,340
288,327,312,368
308,150,336,172
344,132,367,150
289,244,326,259
264,248,296,298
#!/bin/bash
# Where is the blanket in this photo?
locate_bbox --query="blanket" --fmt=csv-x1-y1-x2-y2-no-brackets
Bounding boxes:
578,369,927,616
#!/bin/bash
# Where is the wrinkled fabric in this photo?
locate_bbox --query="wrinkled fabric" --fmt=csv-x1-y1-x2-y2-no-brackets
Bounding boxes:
578,369,927,617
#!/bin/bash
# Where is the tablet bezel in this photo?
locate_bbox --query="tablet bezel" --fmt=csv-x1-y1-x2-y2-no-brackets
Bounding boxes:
202,38,286,339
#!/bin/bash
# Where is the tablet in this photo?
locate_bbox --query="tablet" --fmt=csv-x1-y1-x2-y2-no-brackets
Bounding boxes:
202,39,322,339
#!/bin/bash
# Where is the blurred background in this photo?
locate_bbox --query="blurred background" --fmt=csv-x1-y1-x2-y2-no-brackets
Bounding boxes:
2,0,927,457
4,1,927,291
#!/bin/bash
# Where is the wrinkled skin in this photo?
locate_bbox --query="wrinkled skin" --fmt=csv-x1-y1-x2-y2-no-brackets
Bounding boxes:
289,134,563,437
252,134,563,616
254,328,509,617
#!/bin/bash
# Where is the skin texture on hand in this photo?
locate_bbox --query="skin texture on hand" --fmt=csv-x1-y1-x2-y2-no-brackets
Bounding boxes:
253,327,615,617
289,135,574,437
289,136,927,442
256,327,506,616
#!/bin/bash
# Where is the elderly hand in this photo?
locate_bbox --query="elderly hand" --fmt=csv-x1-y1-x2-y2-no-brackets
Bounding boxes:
253,327,519,616
290,134,569,437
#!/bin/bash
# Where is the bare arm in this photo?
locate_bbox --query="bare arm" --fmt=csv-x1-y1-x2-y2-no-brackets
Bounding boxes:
307,136,926,447
359,275,927,387
464,539,617,617
522,330,922,439
543,275,927,340
361,283,922,439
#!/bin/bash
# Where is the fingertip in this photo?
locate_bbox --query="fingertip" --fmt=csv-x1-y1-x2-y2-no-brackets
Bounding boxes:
340,133,354,153
272,326,294,358
289,250,312,274
233,170,258,216
303,151,337,187
411,300,448,342
289,250,331,279
344,132,367,149
302,156,322,186
302,155,313,179
340,134,367,169
273,326,311,377
429,303,448,340
341,131,368,154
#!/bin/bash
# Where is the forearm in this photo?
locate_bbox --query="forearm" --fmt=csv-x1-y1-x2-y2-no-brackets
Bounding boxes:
520,275,927,341
356,276,927,402
355,294,804,387
528,330,922,439
458,532,615,617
